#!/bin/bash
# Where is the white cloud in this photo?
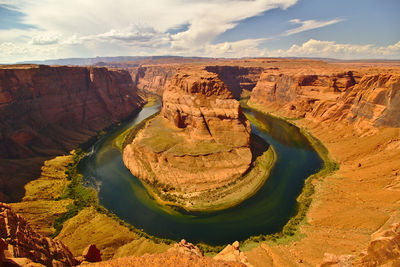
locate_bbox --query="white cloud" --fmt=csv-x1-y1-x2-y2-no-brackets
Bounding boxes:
0,42,59,62
269,39,400,59
1,1,398,62
284,18,344,36
205,38,268,57
29,33,61,45
0,0,297,62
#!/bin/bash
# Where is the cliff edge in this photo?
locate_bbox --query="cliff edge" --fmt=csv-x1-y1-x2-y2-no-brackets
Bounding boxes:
0,65,144,202
123,69,274,211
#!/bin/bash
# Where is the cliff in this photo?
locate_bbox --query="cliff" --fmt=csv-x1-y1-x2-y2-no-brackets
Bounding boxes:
123,64,263,98
0,202,78,266
249,69,400,129
205,66,263,98
123,69,259,210
129,65,177,95
0,65,144,202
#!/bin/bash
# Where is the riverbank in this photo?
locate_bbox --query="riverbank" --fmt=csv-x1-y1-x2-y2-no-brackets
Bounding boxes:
136,143,276,212
240,101,400,266
9,151,173,260
235,101,339,249
9,103,337,260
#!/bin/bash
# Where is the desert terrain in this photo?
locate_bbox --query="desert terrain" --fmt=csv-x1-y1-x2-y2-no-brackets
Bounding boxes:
1,58,399,266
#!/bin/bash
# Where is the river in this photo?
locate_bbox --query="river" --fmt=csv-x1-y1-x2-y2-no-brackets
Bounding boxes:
78,104,322,245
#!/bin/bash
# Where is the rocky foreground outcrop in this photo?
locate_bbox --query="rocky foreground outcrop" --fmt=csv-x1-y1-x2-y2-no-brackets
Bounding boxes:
123,69,253,210
0,202,78,266
249,69,400,129
0,65,144,202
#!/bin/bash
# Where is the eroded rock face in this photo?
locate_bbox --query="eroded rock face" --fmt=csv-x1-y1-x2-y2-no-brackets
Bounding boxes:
0,65,144,202
123,70,252,207
249,69,400,129
161,71,251,146
205,66,263,98
129,65,177,95
214,241,252,267
0,202,78,266
360,223,400,266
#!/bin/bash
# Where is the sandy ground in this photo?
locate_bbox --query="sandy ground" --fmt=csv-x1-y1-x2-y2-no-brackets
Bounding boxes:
244,113,400,266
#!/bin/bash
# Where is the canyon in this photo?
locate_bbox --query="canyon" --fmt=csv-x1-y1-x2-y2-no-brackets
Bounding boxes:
0,65,144,202
122,69,275,211
0,58,399,266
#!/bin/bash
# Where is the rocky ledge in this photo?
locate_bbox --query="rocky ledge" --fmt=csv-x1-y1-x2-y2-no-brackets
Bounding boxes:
123,69,273,210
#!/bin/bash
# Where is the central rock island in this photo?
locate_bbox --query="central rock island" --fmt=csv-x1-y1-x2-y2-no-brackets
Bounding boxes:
123,69,275,211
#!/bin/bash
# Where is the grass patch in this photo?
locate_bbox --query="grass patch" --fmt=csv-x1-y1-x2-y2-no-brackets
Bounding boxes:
52,148,97,237
121,112,160,150
51,144,175,246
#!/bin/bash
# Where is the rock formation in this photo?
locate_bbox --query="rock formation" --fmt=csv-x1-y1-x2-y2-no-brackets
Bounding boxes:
167,239,203,257
82,244,102,263
0,202,78,266
84,251,246,267
360,222,400,266
0,65,144,202
123,69,253,210
214,241,252,267
130,65,177,95
249,68,400,129
205,66,263,98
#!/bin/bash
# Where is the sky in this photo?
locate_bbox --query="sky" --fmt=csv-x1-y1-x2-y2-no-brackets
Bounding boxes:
0,0,399,63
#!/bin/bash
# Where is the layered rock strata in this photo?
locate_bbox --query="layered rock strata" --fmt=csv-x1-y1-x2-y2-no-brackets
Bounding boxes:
205,66,263,98
130,65,177,95
0,65,144,202
123,70,254,209
249,69,400,129
0,202,78,266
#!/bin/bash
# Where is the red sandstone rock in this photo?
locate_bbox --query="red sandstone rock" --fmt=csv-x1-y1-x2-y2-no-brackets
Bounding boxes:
249,69,400,129
129,65,177,95
167,239,203,257
0,202,78,266
205,66,263,98
214,241,252,267
0,65,144,202
123,70,252,206
360,223,400,266
82,244,102,263
84,251,246,267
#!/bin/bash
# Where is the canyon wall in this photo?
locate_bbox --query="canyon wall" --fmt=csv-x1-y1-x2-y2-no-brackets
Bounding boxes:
0,65,144,202
123,70,252,209
205,66,263,98
129,65,177,95
249,69,400,128
124,65,263,98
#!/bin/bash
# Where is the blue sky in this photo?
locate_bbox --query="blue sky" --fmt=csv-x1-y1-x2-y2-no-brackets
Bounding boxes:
0,0,399,63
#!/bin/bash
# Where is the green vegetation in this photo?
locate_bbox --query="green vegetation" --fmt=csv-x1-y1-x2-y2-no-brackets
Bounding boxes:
240,102,339,250
143,95,160,108
52,149,97,237
51,100,338,255
51,147,175,245
120,112,160,150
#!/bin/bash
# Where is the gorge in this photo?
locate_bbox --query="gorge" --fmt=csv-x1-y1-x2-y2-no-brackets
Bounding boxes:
122,69,276,211
1,59,399,266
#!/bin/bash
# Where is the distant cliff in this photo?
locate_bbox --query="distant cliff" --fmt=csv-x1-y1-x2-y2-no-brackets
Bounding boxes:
0,65,144,202
126,65,263,98
249,69,400,128
205,66,263,98
129,65,177,95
